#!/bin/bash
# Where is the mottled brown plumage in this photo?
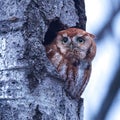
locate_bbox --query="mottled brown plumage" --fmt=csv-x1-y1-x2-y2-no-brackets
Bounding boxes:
45,28,96,99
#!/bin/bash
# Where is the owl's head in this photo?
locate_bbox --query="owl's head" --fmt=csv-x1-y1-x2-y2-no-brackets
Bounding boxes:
54,28,96,66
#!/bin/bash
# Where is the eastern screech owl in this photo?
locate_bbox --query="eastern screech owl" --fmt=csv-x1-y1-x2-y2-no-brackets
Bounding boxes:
45,28,96,99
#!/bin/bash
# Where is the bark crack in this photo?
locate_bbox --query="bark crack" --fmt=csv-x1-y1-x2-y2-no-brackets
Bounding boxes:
73,0,87,30
33,105,43,120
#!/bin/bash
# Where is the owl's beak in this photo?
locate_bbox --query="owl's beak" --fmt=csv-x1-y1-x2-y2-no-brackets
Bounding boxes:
70,44,74,50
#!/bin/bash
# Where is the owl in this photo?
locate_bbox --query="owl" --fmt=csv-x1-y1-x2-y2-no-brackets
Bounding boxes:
45,28,96,99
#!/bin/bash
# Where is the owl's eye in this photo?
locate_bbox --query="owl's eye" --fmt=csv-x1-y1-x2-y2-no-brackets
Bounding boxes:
76,37,85,43
61,37,69,44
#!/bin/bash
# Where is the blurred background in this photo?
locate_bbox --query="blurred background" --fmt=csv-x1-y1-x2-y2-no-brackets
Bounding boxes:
82,0,120,120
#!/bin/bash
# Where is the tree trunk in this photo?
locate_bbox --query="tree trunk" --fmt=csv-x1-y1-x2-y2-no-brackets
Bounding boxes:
0,0,86,120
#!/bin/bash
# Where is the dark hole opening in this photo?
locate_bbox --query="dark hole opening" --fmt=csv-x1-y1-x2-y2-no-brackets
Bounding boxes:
43,17,68,45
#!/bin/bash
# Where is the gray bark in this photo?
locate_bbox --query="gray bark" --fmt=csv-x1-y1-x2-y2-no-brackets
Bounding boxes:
0,0,86,120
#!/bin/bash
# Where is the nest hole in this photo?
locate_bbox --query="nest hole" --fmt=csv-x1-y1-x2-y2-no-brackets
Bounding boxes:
43,17,68,45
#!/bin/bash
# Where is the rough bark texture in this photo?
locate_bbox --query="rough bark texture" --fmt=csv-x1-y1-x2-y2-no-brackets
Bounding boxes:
0,0,86,120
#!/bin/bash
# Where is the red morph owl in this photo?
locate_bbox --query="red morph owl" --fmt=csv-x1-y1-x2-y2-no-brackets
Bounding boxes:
45,28,96,99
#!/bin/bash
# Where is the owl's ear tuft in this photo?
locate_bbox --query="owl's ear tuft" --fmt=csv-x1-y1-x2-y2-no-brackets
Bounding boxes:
43,17,68,45
87,33,95,39
84,32,95,39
